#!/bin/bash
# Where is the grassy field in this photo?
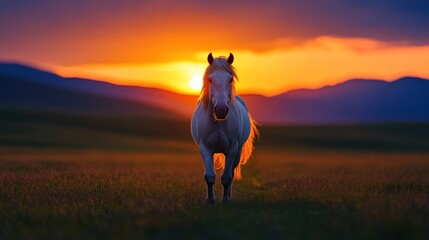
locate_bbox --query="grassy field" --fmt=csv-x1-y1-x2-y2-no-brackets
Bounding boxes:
0,109,428,239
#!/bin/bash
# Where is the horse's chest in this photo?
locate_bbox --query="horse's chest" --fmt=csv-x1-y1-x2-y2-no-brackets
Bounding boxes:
207,130,230,153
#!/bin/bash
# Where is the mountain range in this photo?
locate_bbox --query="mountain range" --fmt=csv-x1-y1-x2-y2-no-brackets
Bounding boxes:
1,62,429,124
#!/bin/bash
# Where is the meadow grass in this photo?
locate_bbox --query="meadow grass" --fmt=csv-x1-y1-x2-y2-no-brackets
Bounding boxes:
0,148,428,239
0,110,428,239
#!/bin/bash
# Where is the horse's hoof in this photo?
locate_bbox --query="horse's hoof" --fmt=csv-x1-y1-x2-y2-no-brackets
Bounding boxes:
222,198,230,205
206,197,215,204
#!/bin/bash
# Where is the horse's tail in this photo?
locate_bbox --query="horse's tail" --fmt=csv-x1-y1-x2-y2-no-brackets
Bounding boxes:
235,114,259,179
214,114,259,180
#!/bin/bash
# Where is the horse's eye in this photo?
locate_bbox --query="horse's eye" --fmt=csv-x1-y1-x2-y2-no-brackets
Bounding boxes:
230,78,233,83
208,78,212,83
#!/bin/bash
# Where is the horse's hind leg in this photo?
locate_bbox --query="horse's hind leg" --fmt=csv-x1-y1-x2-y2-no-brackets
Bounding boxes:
200,143,216,204
222,142,240,204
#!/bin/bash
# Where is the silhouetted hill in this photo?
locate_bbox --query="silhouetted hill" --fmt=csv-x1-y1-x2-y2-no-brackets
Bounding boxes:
0,64,178,119
267,77,429,124
0,63,196,117
1,62,429,124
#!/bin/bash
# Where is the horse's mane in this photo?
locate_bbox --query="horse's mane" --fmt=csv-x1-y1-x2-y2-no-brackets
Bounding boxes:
198,57,238,109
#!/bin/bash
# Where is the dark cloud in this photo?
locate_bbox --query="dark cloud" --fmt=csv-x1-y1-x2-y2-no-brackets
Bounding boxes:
1,0,429,65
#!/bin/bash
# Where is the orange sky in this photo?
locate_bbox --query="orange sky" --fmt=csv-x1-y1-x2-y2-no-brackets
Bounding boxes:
2,1,429,96
48,36,429,96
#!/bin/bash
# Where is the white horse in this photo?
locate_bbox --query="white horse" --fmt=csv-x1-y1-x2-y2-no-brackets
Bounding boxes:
191,53,258,204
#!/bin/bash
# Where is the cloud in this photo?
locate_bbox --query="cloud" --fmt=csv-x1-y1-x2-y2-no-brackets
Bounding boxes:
1,0,429,65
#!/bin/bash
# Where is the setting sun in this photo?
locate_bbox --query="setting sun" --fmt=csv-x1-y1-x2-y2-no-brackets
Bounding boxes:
189,75,203,92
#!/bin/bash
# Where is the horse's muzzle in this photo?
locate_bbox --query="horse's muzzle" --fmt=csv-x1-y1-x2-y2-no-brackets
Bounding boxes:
214,106,229,120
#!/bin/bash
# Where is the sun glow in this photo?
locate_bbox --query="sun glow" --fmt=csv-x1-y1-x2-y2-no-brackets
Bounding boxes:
51,37,429,96
189,75,203,92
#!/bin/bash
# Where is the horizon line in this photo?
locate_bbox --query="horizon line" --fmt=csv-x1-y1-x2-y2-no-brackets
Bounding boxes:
0,60,428,97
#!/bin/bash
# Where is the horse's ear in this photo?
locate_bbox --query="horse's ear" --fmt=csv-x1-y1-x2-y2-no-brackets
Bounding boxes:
227,53,234,64
207,52,214,65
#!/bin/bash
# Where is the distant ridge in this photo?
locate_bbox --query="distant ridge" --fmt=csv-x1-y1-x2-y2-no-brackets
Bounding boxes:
0,62,196,117
1,62,429,124
0,63,180,119
265,76,429,124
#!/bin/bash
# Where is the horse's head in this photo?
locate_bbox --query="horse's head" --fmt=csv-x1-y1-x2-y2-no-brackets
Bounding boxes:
205,52,235,120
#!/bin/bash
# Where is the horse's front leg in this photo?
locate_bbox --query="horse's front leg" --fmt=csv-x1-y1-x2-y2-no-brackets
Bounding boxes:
221,141,239,204
199,143,216,204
